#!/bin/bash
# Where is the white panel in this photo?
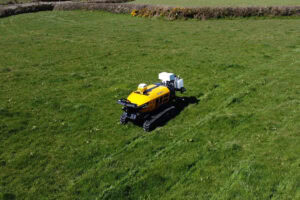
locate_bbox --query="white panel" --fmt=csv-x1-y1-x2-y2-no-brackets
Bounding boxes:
159,72,175,82
138,83,147,88
176,79,184,89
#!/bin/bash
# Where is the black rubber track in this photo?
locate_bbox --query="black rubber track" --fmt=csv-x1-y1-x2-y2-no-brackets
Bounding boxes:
143,120,151,132
120,113,128,124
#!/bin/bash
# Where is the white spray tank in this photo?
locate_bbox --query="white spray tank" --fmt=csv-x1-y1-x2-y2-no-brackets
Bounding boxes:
158,72,185,93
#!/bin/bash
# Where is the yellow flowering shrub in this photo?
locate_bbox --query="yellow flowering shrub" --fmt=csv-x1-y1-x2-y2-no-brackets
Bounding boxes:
131,9,137,16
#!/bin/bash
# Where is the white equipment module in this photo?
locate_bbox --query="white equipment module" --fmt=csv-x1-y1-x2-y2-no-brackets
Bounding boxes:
159,72,185,92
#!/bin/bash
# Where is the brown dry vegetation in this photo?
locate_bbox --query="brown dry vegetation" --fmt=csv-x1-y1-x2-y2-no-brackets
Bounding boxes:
0,1,300,19
0,0,68,5
0,2,54,17
87,0,133,3
130,6,300,20
0,0,131,6
0,2,60,17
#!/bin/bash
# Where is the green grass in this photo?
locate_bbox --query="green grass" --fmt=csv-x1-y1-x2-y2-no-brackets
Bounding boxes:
131,0,300,7
0,11,299,200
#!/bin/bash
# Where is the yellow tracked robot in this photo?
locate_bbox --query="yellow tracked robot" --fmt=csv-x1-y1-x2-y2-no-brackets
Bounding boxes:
117,72,185,131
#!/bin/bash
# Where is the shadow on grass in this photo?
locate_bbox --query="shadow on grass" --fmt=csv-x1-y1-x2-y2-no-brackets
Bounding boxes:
3,193,16,200
132,96,199,131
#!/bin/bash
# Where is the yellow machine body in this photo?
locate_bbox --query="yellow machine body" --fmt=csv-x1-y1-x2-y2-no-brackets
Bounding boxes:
127,84,170,113
118,72,186,131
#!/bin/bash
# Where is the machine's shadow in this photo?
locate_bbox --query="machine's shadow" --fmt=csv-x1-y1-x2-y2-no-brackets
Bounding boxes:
132,96,199,131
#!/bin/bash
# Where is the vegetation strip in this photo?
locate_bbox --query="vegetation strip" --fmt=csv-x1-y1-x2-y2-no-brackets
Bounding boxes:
1,1,300,19
131,0,300,7
0,2,56,17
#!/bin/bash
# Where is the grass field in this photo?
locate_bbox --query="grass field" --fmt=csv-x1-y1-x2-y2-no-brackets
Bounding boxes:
0,11,300,199
131,0,300,7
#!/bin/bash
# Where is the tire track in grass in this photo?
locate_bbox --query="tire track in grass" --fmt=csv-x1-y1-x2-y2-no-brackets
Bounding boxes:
80,73,270,198
96,65,265,198
98,84,253,198
147,71,274,196
160,82,300,197
84,49,293,197
99,138,186,199
71,57,275,198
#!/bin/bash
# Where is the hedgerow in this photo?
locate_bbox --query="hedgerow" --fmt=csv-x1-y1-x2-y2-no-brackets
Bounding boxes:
1,1,299,19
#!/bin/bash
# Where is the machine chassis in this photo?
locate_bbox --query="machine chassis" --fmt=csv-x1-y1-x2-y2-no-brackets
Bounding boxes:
120,101,177,132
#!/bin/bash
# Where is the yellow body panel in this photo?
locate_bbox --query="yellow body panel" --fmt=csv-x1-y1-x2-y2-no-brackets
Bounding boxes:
127,92,151,106
127,84,170,112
